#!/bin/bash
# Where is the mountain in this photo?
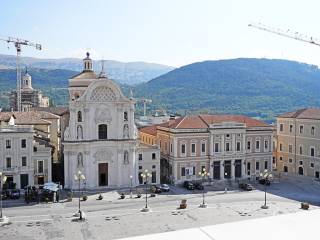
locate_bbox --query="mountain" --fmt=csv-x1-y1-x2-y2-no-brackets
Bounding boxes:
134,58,320,121
0,54,174,85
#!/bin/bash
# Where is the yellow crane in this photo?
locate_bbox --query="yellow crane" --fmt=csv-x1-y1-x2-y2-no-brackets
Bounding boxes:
248,22,320,47
0,36,42,112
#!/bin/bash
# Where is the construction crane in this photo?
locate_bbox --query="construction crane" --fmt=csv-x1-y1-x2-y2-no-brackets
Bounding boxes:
248,22,320,47
0,36,42,112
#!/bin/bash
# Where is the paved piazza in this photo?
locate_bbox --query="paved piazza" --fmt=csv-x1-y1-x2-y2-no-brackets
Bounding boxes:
0,176,319,240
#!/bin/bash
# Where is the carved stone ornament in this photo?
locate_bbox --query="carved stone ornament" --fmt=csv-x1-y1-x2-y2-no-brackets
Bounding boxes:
90,86,117,102
95,107,112,124
94,150,113,163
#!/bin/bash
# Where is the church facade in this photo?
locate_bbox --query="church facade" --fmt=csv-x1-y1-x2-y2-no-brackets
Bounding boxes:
63,53,160,189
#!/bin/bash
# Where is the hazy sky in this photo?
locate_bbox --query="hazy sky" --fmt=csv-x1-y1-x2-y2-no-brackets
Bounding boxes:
1,0,320,67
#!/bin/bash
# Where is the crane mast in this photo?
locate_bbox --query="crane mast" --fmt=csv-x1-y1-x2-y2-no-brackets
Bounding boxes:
248,22,320,47
0,36,41,112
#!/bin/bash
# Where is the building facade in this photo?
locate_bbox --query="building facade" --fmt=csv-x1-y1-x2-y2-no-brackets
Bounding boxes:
140,115,273,184
10,69,49,112
63,53,160,189
0,121,52,189
276,108,320,179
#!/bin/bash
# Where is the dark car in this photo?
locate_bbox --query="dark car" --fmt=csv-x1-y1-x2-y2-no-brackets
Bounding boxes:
184,181,195,190
259,179,271,186
194,182,204,190
150,185,162,193
160,184,170,192
239,183,253,191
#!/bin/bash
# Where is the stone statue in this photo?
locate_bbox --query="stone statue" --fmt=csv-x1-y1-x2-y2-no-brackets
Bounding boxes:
123,124,129,139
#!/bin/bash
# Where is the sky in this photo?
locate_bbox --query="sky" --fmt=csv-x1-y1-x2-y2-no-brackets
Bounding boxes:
1,0,320,67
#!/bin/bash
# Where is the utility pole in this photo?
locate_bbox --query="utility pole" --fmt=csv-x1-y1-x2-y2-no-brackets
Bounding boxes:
0,36,42,112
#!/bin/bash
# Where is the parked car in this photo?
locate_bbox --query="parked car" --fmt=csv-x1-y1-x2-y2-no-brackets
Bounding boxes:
194,182,204,190
184,181,195,190
239,183,253,191
160,184,170,192
259,179,271,186
150,185,162,193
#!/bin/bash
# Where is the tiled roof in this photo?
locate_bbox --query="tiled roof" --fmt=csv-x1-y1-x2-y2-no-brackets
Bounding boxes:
32,107,69,116
0,111,57,125
139,125,158,136
157,114,270,129
278,108,320,120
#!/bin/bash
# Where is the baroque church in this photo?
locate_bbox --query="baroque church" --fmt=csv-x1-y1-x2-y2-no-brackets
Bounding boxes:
63,53,160,189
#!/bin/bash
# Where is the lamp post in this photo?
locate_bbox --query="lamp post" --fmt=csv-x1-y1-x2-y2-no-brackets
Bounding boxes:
224,172,228,193
140,169,151,212
0,172,8,224
130,175,133,199
74,170,86,220
260,169,272,209
199,170,210,208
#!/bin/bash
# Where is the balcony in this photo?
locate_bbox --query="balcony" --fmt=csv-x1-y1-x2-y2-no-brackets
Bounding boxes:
34,169,48,176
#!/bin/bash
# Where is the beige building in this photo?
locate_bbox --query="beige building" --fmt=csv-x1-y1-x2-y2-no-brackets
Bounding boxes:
276,108,320,179
0,120,52,189
140,115,273,184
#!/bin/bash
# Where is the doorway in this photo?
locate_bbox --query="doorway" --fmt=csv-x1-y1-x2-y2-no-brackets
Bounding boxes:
20,174,29,189
213,161,220,180
224,160,231,179
98,163,108,186
298,167,304,175
235,159,242,178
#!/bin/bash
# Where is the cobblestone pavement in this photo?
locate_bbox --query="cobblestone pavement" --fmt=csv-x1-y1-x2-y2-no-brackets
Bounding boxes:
0,177,319,240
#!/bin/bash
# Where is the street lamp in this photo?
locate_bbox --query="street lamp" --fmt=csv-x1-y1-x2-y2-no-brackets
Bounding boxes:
74,170,86,220
260,169,272,209
130,175,133,199
0,172,8,223
199,170,210,208
140,169,151,212
224,172,228,193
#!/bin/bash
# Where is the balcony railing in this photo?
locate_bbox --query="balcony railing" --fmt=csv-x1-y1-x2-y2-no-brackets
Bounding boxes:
34,169,48,176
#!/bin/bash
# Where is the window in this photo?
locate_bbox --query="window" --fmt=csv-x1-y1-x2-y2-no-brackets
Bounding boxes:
289,144,293,153
264,161,268,169
299,125,303,134
214,143,219,152
165,142,167,151
272,157,276,164
33,146,37,152
279,156,283,161
181,167,186,177
256,140,260,150
289,158,293,163
256,162,260,171
264,140,268,150
289,125,293,133
138,154,142,161
6,157,11,168
38,161,44,173
280,124,283,132
299,161,303,165
201,142,206,153
152,171,156,183
236,142,241,151
191,143,196,154
226,142,230,152
181,144,186,154
139,166,142,170
310,163,314,168
247,141,251,150
77,111,82,122
284,166,288,172
22,156,27,166
193,166,196,175
311,126,315,136
310,147,315,157
170,143,173,153
5,140,11,149
201,166,206,173
299,146,303,155
98,124,108,139
159,140,162,148
21,139,26,148
279,143,283,151
152,165,156,169
124,112,128,121
226,134,230,138
152,153,156,160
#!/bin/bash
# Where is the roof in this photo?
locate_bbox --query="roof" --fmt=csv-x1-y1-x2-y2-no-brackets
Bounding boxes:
157,114,270,129
139,125,158,136
278,108,320,120
0,111,58,125
32,107,69,116
70,70,97,80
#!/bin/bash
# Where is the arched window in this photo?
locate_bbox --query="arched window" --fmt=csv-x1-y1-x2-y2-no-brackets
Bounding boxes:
124,112,128,121
77,125,83,139
77,153,83,167
124,150,129,164
98,124,108,139
77,111,82,122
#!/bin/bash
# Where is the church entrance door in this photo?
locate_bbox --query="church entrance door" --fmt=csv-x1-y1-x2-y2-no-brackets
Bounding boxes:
99,163,108,186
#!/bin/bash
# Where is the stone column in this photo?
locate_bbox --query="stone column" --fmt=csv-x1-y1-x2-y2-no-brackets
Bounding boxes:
210,133,214,155
231,159,235,179
220,160,224,180
241,159,245,179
